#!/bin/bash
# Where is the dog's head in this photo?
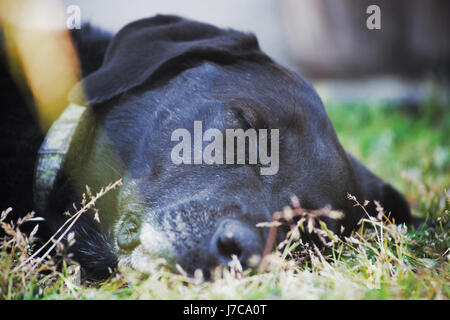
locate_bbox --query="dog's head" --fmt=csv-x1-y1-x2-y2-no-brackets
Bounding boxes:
46,15,411,276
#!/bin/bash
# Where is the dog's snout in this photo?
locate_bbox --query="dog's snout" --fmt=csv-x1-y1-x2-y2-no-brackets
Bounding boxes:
210,219,263,268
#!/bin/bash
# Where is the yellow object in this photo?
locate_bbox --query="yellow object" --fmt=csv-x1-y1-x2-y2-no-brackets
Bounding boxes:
0,0,81,131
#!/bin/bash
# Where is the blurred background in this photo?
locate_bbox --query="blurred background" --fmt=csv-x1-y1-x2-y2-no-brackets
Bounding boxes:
61,0,450,105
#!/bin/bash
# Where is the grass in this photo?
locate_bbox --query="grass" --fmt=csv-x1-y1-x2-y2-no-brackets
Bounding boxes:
0,96,449,300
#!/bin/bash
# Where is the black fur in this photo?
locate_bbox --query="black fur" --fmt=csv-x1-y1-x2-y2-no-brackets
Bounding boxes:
0,24,111,218
0,30,43,229
0,24,116,278
69,15,270,105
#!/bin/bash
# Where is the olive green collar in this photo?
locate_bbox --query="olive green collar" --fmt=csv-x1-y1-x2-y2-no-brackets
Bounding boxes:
34,104,86,213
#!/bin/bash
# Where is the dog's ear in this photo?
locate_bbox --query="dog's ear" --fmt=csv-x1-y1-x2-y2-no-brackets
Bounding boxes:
347,152,413,225
69,23,113,78
69,15,269,105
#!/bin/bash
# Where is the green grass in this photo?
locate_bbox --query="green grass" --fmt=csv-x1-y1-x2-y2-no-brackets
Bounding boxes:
1,97,449,300
326,98,449,218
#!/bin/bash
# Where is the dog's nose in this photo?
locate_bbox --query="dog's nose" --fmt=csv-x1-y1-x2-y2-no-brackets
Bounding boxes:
210,219,263,268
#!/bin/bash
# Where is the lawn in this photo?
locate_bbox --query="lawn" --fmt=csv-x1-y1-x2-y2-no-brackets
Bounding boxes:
1,95,448,300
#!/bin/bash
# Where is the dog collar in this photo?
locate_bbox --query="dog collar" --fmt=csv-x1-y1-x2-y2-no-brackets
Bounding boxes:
34,103,86,213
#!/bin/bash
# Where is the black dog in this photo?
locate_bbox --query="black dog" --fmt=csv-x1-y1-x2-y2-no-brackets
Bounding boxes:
0,15,415,279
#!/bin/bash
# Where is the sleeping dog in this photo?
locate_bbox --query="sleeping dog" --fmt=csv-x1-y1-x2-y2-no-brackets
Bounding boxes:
0,15,415,279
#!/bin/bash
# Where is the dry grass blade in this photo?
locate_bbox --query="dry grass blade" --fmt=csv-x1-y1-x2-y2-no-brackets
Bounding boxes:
258,195,345,268
12,179,122,273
